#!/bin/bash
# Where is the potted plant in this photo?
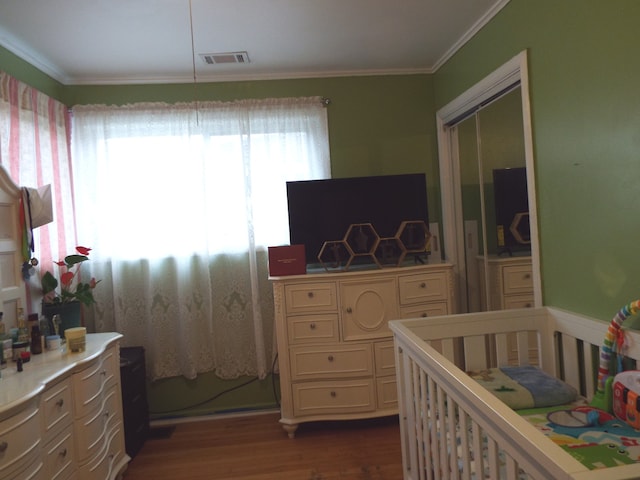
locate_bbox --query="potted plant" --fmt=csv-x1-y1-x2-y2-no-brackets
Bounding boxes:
41,246,100,336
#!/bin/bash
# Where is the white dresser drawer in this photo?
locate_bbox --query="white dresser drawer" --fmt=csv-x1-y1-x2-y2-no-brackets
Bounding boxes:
43,424,74,480
8,457,44,480
504,294,534,309
399,301,448,319
398,272,449,305
375,376,397,410
288,314,339,344
72,346,118,420
292,379,376,416
373,341,395,377
502,265,533,294
284,282,337,314
0,399,41,479
74,385,121,464
77,422,125,480
290,344,373,380
42,377,73,441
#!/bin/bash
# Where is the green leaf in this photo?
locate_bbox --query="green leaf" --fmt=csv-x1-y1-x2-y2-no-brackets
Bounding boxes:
64,254,89,267
41,271,59,295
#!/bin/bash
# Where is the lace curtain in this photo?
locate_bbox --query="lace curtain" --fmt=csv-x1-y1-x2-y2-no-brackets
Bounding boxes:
0,72,77,313
71,97,330,380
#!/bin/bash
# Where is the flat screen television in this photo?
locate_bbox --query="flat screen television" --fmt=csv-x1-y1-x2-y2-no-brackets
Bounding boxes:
492,166,530,255
286,173,429,266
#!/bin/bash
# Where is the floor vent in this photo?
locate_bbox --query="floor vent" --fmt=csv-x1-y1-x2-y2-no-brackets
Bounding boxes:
199,51,250,65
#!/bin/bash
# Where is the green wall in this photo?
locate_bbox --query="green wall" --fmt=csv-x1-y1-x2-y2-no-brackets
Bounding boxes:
434,0,640,320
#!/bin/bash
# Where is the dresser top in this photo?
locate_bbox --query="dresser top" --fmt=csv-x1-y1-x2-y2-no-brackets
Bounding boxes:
0,332,122,418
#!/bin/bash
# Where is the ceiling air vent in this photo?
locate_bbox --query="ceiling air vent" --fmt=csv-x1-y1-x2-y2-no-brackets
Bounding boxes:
199,51,250,65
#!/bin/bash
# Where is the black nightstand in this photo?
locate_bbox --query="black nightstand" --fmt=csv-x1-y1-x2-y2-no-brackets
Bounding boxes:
120,346,150,459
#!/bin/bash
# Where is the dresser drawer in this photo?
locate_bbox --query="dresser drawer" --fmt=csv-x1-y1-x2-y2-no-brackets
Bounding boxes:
502,265,533,294
74,385,121,464
373,341,395,377
398,272,449,305
284,282,337,314
73,346,118,419
504,294,534,309
376,376,398,410
399,302,448,319
42,377,73,441
292,379,376,416
288,314,339,344
0,399,41,479
77,422,125,480
43,424,75,480
290,343,373,380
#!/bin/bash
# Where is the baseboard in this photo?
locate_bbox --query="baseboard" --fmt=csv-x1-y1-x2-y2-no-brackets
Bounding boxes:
150,407,280,427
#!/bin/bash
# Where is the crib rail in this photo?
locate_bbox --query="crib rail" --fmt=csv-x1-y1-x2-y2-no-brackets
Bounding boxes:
390,307,640,480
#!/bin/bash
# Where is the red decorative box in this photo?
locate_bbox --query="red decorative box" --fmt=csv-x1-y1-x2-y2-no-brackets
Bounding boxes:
268,245,306,276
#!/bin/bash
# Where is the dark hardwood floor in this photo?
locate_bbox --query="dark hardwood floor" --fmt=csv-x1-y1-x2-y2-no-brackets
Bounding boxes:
122,411,404,480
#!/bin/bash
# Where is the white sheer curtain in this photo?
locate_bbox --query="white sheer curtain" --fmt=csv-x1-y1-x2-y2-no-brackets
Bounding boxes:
71,97,330,380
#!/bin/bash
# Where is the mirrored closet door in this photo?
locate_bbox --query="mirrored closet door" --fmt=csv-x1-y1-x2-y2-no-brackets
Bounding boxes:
437,52,541,314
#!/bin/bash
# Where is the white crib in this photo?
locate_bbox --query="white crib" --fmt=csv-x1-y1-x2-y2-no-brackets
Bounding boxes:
390,307,640,480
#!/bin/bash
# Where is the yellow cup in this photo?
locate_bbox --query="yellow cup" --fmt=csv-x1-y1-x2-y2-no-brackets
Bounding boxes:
65,327,86,353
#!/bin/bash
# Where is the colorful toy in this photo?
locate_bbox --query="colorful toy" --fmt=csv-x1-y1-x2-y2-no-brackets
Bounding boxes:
591,300,640,413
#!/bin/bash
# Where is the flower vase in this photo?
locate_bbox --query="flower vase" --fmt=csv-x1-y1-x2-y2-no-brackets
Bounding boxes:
42,302,82,338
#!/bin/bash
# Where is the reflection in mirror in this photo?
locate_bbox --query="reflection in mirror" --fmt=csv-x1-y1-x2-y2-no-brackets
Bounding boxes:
454,87,530,312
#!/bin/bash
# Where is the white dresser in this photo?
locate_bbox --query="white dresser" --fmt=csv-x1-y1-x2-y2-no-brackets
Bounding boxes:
271,263,455,437
478,255,534,311
0,333,129,480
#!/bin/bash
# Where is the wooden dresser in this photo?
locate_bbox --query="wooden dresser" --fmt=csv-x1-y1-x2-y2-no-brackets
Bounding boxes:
0,333,129,479
271,263,455,437
478,255,534,311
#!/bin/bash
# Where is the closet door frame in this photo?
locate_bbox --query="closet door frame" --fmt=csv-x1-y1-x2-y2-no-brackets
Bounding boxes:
436,50,541,314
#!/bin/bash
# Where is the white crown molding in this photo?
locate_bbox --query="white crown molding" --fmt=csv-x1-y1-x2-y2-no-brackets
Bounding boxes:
0,27,70,84
432,0,511,72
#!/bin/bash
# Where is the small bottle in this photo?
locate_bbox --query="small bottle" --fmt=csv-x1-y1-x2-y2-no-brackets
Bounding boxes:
17,307,29,343
30,325,42,355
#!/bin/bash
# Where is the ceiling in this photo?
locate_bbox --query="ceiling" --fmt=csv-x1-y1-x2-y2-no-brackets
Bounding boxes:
0,0,509,86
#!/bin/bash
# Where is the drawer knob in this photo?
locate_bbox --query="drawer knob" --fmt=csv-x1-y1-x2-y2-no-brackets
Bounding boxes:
330,391,336,398
56,398,64,408
346,307,353,314
327,355,334,362
307,292,314,298
524,274,531,279
309,323,316,330
420,282,426,288
0,441,7,453
421,312,428,318
59,447,67,458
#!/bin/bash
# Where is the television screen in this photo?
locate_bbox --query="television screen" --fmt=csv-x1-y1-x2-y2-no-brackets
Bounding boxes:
492,167,530,254
286,173,429,266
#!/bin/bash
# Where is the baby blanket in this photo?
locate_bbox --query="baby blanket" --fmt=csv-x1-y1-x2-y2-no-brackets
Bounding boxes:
468,365,577,410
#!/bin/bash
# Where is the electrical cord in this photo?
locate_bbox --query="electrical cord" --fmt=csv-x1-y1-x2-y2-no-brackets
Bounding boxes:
149,352,280,415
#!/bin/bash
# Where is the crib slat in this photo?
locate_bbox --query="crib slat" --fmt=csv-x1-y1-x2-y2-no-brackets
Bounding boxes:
487,437,499,479
420,371,429,480
471,421,484,478
504,456,518,480
495,332,509,366
516,331,529,365
459,412,471,480
464,335,488,371
446,399,460,480
436,385,449,479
